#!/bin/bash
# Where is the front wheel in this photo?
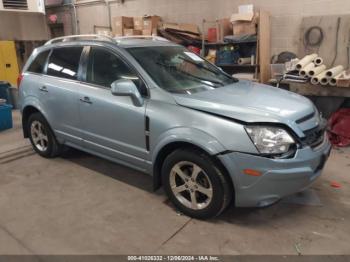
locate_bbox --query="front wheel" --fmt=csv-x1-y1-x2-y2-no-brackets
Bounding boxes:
162,149,233,219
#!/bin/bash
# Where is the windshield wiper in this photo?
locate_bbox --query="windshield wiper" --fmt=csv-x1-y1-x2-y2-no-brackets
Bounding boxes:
156,61,224,87
178,56,237,82
178,56,219,75
178,68,224,86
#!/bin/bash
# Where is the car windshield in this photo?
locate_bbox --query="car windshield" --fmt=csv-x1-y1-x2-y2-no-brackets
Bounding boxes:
127,46,238,94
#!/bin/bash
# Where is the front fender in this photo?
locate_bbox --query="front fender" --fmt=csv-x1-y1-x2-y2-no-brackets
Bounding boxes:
151,126,226,163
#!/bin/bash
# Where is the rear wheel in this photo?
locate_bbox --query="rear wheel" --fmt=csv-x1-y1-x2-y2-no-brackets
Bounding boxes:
162,149,233,219
28,113,62,158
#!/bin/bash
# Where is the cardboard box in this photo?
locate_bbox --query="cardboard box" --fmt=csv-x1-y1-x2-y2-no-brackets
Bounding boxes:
238,4,254,14
230,4,257,36
112,16,134,36
142,28,158,36
142,29,152,35
231,12,258,36
231,4,255,22
124,29,142,36
163,23,180,30
134,17,144,30
230,13,254,23
218,18,232,41
232,21,257,35
179,23,199,34
163,23,199,34
143,15,161,30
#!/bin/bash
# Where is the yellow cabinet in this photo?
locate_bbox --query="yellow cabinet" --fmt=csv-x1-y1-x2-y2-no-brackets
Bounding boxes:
0,41,20,87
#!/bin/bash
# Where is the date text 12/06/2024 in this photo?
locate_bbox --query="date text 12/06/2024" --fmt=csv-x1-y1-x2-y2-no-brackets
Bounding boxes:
127,256,220,261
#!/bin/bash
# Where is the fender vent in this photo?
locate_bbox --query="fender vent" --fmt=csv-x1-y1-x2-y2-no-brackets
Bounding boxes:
145,116,150,151
3,0,28,9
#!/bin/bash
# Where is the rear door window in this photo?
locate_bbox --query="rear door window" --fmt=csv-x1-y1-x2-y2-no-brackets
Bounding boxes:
47,47,83,80
27,50,50,74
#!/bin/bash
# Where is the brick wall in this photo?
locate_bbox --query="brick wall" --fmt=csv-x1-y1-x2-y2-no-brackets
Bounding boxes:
76,0,350,56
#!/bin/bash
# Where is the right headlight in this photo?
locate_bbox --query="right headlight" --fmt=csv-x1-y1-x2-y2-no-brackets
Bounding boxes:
245,126,295,155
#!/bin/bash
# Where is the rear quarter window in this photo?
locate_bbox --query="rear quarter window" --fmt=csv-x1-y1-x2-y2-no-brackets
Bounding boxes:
27,50,50,74
47,47,83,80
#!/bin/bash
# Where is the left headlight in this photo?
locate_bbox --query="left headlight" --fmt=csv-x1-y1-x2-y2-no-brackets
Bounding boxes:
245,126,295,155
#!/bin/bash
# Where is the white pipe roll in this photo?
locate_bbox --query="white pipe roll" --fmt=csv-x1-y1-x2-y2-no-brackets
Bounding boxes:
330,71,345,86
299,63,315,77
238,57,252,65
314,57,323,66
311,70,328,85
326,65,344,78
308,65,326,77
296,53,318,71
320,77,330,86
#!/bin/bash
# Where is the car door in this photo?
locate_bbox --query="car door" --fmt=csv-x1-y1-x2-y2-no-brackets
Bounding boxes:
78,46,149,170
41,46,85,146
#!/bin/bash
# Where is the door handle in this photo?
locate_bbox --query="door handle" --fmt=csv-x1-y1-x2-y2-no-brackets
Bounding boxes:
80,96,93,104
39,86,48,92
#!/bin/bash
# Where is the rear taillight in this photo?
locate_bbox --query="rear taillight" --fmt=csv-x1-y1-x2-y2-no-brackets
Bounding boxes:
17,74,23,88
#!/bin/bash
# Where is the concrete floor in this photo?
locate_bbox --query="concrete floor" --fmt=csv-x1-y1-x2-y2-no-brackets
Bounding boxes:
0,111,349,255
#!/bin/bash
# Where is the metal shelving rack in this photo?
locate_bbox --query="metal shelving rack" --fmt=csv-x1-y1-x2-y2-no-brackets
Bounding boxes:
200,11,270,83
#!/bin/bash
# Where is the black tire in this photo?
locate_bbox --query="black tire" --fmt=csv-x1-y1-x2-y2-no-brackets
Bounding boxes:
162,148,233,219
27,112,62,158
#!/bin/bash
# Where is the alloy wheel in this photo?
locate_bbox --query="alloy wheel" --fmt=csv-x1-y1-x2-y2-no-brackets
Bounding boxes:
170,161,213,210
30,120,49,152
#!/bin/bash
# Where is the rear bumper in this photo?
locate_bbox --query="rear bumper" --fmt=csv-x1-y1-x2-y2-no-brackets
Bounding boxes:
218,136,332,207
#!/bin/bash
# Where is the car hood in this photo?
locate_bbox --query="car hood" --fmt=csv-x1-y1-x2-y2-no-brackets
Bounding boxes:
172,80,316,130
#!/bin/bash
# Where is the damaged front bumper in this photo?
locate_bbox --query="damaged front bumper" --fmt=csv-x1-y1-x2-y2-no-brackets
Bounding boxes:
218,135,332,207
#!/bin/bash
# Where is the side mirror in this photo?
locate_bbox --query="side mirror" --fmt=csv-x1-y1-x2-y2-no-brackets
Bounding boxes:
111,79,144,107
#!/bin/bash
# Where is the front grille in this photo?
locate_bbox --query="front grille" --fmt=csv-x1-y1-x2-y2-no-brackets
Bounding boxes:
301,120,327,148
3,0,28,9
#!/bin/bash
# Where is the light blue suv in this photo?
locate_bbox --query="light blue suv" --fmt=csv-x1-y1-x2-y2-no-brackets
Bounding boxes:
18,35,331,219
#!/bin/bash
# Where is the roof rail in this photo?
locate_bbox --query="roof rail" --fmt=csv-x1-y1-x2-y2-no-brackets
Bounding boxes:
45,34,115,45
114,35,170,43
